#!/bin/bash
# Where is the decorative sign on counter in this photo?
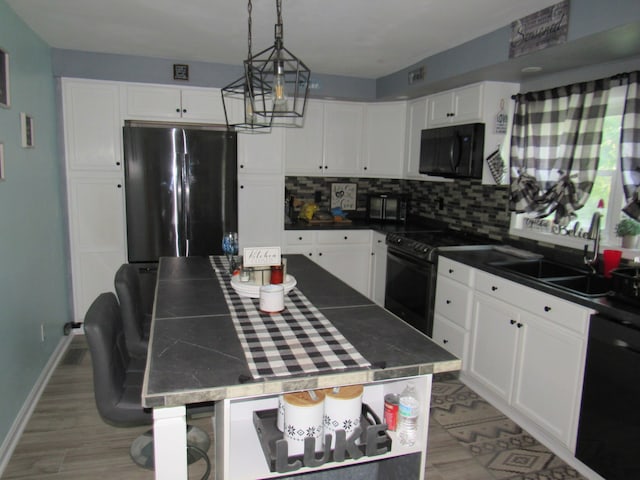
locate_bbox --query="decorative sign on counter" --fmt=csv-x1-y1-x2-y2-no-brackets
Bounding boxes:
243,246,282,267
509,0,569,59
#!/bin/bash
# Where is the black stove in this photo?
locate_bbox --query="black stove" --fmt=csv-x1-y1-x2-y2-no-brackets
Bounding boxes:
386,229,494,262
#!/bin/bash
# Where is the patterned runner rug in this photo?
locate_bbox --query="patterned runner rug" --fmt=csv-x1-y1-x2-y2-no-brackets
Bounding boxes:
210,256,371,380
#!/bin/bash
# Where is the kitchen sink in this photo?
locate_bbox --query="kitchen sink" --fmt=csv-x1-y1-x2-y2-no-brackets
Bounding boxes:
489,259,612,298
489,259,587,279
547,274,612,297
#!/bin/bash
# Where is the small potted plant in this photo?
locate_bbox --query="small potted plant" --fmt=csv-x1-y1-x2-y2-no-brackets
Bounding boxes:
615,218,640,248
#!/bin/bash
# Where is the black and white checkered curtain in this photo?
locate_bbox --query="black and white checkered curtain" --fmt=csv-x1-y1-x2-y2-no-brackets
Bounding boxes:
620,71,640,221
509,79,610,226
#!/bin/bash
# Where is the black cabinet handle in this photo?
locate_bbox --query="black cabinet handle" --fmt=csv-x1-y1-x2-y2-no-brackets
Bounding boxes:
517,323,523,328
510,319,516,325
344,236,348,240
298,236,302,241
117,184,122,188
240,164,244,169
443,339,449,344
364,166,368,170
446,300,451,304
319,165,323,170
449,268,454,274
240,185,244,189
544,306,551,312
324,165,328,169
176,108,180,112
491,286,498,291
318,252,323,256
182,109,187,113
116,161,121,166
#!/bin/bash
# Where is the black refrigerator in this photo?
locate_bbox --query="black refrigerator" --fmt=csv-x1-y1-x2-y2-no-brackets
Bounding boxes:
123,123,238,263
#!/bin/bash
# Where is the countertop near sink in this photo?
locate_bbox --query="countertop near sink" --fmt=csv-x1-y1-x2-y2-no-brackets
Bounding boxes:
438,248,640,327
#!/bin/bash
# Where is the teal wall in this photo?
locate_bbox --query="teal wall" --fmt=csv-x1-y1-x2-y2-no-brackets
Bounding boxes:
0,0,71,449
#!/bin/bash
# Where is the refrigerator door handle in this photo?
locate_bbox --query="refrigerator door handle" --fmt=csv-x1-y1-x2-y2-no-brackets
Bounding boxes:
183,152,191,256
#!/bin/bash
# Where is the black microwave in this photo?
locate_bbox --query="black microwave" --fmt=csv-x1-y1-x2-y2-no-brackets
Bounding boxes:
419,123,485,179
366,193,409,223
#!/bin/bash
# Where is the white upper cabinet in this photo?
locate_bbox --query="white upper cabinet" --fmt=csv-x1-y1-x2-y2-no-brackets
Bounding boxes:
362,102,406,178
284,100,325,175
428,83,483,127
124,84,226,124
238,128,284,175
404,97,428,179
284,100,365,177
62,79,123,172
322,101,364,176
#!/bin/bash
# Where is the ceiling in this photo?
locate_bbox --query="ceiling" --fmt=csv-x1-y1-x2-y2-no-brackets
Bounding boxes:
6,0,569,79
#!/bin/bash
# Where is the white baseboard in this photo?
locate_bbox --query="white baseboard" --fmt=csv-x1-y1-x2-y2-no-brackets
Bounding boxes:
0,334,74,476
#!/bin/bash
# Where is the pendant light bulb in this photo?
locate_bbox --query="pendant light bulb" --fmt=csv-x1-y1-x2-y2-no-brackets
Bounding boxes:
273,62,288,112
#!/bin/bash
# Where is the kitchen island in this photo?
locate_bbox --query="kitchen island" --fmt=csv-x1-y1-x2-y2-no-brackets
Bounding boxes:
142,255,460,480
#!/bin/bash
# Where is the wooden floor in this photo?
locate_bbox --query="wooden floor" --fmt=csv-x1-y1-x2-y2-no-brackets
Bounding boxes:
1,335,540,479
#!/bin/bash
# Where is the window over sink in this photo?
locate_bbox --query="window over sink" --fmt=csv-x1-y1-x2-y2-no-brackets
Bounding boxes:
509,84,638,256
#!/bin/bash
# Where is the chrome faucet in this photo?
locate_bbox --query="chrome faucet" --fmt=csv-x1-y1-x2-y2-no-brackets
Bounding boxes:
584,212,602,274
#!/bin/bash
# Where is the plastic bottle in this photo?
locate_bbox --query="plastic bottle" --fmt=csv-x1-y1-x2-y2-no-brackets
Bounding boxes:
397,382,420,446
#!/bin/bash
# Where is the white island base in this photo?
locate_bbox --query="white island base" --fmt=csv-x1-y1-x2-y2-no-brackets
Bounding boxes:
215,375,432,480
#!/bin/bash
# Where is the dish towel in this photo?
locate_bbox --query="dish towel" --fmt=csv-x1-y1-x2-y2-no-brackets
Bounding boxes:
210,256,371,380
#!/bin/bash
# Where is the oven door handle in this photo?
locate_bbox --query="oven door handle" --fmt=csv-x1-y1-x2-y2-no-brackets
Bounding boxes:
387,248,433,268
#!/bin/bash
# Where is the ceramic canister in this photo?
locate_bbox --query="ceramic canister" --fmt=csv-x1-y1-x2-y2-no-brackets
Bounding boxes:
283,390,326,456
259,284,285,313
322,385,364,449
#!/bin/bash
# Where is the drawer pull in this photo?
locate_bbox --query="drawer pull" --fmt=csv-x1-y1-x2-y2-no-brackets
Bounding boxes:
449,268,454,274
298,236,303,241
443,339,449,344
510,319,516,325
491,286,498,291
344,236,348,240
517,322,523,328
446,299,451,304
544,306,551,312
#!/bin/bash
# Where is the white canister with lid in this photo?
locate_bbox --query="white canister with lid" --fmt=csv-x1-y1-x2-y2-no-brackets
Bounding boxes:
259,284,285,313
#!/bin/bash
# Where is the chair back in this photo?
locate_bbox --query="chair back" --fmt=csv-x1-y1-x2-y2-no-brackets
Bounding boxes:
114,264,149,358
84,292,151,427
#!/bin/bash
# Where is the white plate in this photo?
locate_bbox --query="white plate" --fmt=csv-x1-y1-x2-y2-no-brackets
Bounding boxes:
230,274,297,299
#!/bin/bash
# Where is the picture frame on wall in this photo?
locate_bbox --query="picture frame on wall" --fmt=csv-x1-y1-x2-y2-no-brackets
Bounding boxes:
0,142,5,180
20,113,34,148
0,47,9,108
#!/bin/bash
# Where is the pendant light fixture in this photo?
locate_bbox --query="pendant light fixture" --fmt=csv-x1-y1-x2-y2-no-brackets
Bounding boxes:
221,0,272,131
245,0,311,120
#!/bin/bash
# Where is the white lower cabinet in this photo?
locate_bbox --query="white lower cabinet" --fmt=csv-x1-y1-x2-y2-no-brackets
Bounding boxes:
432,258,474,362
67,175,127,321
283,230,373,298
466,269,591,450
238,174,284,250
370,231,387,306
215,376,431,480
315,231,372,298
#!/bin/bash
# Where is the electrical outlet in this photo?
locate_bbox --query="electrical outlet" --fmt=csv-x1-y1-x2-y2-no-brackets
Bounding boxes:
40,324,45,342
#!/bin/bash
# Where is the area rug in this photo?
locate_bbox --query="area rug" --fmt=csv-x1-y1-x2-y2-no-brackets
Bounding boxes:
431,373,587,480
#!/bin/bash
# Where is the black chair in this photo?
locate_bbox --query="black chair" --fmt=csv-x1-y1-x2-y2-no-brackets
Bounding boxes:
84,292,211,476
114,264,151,359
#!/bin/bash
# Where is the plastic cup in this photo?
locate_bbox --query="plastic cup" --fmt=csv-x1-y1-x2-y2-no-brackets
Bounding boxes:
602,249,622,278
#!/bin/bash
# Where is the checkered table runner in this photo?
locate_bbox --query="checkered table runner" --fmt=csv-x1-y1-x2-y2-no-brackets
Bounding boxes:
210,256,371,379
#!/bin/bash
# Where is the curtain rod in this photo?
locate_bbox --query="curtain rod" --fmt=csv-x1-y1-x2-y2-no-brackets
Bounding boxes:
511,70,637,100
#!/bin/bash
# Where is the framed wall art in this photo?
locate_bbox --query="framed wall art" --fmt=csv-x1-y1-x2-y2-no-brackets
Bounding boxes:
330,182,357,210
20,113,34,148
0,47,9,108
0,142,5,180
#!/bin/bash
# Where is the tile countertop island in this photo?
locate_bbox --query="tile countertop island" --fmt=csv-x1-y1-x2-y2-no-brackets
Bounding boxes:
143,255,460,480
